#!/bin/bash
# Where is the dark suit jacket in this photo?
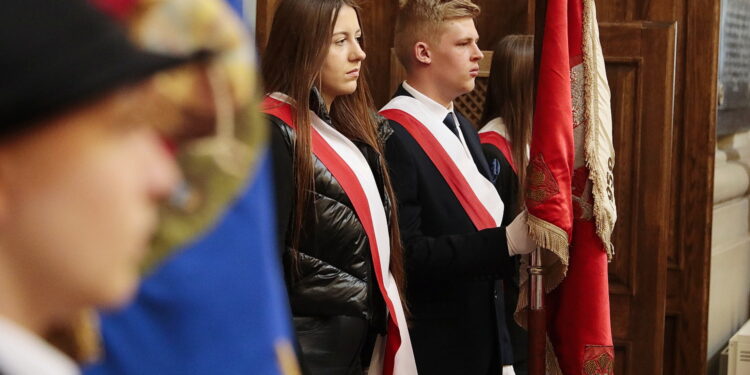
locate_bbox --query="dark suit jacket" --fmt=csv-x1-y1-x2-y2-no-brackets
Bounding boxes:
383,86,516,374
483,141,528,373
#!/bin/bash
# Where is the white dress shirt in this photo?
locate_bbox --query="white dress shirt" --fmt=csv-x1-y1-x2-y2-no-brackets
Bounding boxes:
402,81,472,158
0,316,79,375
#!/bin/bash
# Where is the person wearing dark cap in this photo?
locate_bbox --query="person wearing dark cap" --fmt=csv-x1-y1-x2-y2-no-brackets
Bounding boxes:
0,0,199,373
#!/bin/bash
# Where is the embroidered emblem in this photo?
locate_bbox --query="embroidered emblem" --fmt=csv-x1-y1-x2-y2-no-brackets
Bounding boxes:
526,153,560,207
571,64,586,129
582,345,614,375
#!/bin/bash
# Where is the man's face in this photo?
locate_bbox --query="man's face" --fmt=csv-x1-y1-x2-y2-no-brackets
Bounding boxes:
428,17,483,100
0,88,179,320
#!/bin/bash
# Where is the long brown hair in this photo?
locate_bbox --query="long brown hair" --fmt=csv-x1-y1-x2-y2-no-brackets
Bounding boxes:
480,35,534,203
262,0,407,307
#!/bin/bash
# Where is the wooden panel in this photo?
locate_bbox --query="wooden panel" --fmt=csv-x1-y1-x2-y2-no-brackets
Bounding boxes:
614,341,633,375
663,314,679,375
475,0,532,49
359,0,398,107
666,0,720,372
597,0,635,22
600,21,676,375
610,293,631,338
606,58,640,297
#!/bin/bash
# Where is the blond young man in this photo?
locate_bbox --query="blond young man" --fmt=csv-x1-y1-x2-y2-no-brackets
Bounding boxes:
380,1,534,373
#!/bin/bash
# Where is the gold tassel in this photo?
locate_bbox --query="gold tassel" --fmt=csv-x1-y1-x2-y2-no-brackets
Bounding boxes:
46,309,101,364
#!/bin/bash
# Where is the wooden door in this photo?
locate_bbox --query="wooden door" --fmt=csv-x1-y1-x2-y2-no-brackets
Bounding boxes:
600,21,676,375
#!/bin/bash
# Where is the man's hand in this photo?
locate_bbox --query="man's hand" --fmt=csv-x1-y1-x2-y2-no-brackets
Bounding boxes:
506,210,536,256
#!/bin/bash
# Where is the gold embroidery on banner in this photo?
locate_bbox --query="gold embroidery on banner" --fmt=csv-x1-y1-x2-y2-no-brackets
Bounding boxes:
582,346,614,375
526,153,561,207
571,64,586,130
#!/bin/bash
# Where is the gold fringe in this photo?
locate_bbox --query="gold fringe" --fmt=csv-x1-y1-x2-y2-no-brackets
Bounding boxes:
513,211,570,328
514,215,570,328
526,214,570,257
546,337,564,375
581,0,616,261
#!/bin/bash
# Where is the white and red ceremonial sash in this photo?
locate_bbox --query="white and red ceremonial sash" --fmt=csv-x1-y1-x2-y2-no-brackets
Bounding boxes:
479,117,517,174
262,94,417,375
380,95,504,231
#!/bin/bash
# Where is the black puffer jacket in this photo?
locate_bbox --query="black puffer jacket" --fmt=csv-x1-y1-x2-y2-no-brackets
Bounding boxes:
267,91,392,374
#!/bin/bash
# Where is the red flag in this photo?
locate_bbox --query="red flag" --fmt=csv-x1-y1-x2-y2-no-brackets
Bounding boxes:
522,0,617,373
525,0,575,254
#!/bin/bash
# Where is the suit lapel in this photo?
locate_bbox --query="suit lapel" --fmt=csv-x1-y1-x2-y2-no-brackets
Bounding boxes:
455,112,492,180
392,84,492,180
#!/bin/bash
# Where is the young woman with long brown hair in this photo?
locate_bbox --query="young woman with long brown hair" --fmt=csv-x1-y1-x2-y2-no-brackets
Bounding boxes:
261,0,416,373
480,34,534,212
478,34,535,375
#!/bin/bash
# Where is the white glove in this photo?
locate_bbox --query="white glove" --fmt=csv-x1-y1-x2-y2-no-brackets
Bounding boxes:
502,365,517,375
506,210,536,256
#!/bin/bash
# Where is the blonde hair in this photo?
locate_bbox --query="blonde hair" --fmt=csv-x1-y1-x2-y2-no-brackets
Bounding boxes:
394,0,480,70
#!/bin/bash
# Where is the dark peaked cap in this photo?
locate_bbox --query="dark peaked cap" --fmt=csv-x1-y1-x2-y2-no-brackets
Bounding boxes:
0,0,192,136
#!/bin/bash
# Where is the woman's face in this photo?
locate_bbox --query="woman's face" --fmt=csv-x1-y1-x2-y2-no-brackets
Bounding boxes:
319,4,366,108
0,87,180,324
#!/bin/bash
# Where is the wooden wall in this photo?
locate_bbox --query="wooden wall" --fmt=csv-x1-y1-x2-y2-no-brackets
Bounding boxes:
255,0,720,373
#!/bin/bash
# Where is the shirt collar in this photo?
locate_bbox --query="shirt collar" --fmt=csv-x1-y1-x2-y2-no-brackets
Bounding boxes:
402,81,455,122
0,316,79,375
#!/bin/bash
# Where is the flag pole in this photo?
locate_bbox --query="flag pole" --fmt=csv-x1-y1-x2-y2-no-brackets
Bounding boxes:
528,0,548,373
528,248,546,375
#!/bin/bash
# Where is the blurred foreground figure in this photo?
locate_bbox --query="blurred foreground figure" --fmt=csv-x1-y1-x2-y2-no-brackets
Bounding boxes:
0,0,196,374
83,0,300,374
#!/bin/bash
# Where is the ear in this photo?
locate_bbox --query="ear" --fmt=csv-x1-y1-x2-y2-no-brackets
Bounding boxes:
414,41,432,65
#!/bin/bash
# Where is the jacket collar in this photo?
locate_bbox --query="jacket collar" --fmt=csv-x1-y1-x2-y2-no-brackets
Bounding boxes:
309,87,332,124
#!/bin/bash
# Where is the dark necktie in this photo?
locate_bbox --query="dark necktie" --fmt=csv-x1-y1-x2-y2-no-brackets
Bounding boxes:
443,113,460,138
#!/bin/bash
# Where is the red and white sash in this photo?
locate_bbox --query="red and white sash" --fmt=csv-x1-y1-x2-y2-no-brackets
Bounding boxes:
380,95,504,231
479,117,518,174
263,94,417,375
